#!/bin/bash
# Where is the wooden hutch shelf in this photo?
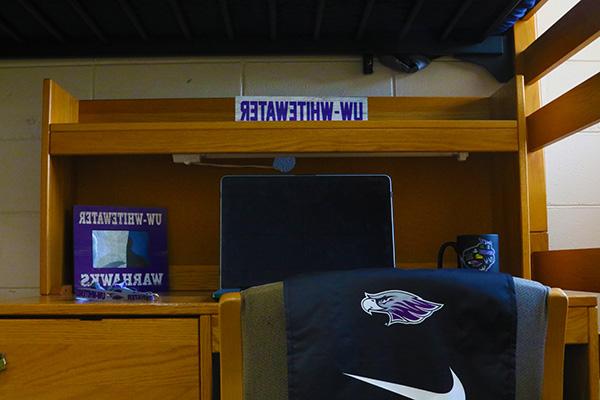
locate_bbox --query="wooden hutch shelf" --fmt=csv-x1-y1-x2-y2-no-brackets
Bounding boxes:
50,119,518,155
39,77,531,299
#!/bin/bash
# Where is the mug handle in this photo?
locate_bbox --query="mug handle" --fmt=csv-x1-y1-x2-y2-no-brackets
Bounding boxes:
437,242,457,269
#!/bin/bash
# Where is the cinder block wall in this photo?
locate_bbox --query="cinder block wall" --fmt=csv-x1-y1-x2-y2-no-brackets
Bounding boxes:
536,0,600,249
0,0,597,296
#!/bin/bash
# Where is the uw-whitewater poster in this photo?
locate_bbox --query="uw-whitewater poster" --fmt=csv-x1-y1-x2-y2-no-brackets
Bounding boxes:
73,205,168,293
235,96,368,122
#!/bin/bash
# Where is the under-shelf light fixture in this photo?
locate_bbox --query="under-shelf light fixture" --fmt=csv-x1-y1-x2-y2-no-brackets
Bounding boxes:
172,152,469,172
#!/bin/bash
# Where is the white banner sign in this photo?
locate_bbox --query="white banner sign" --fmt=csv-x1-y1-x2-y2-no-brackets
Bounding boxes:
235,96,368,122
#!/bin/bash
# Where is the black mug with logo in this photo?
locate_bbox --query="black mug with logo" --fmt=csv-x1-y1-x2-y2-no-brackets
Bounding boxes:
437,234,500,272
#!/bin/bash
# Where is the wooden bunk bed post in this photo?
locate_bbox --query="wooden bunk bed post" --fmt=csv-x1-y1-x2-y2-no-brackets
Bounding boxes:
514,15,549,255
514,75,532,278
489,77,531,278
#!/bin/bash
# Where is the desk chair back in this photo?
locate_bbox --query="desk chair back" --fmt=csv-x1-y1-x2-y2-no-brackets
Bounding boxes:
219,280,567,400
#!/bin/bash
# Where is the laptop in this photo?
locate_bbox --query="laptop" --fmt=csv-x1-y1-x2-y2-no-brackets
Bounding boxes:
219,175,395,290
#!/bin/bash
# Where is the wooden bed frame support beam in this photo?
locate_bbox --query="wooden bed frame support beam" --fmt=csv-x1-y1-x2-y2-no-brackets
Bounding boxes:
67,0,109,44
517,0,600,85
527,72,600,152
168,0,192,41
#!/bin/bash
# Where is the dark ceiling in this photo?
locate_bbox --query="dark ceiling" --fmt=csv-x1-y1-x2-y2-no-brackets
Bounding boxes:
0,0,522,58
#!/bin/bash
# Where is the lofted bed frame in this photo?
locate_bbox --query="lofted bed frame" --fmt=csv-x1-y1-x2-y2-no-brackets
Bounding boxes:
0,1,598,399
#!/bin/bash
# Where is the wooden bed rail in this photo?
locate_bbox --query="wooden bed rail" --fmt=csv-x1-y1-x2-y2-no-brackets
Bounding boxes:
533,248,600,291
517,0,600,85
527,72,600,151
516,0,600,152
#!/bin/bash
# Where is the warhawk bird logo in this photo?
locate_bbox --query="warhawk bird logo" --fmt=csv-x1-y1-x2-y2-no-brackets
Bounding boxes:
361,290,443,326
461,238,496,271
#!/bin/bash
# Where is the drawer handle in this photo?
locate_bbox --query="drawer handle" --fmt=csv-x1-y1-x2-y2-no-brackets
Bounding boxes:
0,353,6,372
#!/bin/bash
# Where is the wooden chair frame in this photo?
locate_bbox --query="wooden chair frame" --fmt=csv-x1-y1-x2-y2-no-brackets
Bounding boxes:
533,249,600,399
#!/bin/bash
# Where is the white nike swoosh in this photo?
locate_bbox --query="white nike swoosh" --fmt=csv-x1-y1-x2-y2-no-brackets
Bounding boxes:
344,368,466,400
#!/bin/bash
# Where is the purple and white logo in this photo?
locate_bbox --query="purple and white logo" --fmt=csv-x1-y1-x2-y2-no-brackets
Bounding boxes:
361,290,443,326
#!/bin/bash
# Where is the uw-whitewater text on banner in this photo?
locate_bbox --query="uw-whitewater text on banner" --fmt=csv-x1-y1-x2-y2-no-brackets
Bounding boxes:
235,96,368,122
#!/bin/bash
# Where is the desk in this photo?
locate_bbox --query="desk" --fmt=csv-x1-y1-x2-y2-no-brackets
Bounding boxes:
0,295,218,400
565,291,599,400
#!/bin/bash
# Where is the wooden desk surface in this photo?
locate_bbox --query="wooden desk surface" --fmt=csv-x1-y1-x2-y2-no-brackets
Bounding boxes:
565,290,600,307
0,293,218,316
0,290,594,315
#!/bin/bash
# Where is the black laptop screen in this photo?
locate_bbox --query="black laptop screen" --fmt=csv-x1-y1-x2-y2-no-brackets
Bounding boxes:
220,175,395,289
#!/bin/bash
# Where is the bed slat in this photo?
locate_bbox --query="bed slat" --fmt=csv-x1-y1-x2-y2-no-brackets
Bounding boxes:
517,0,600,84
527,72,600,152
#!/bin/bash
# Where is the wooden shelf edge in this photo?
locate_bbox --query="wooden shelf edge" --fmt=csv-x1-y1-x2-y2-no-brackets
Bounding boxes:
0,294,218,316
50,120,518,155
53,120,517,131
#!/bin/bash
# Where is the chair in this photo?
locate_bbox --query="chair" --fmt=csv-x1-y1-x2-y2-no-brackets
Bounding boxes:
219,277,568,400
533,248,600,399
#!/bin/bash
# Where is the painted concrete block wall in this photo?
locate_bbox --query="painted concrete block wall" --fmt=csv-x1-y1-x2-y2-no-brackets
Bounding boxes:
536,0,600,249
0,0,595,296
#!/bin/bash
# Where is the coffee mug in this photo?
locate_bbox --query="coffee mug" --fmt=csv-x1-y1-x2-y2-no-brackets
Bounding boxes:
437,234,499,272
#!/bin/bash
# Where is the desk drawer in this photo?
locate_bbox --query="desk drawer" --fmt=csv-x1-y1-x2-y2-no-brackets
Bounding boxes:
0,318,199,399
